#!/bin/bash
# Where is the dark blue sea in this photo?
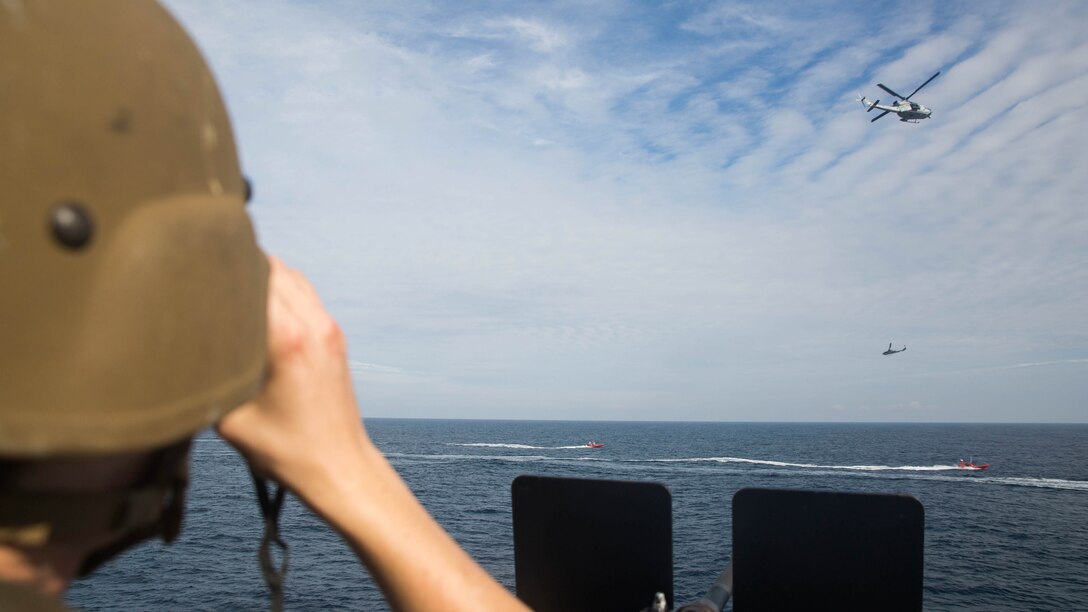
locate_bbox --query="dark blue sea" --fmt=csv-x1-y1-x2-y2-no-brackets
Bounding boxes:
66,421,1088,611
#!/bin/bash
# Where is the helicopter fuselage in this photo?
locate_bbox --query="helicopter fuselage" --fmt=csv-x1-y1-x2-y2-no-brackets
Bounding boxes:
865,99,932,121
892,101,931,121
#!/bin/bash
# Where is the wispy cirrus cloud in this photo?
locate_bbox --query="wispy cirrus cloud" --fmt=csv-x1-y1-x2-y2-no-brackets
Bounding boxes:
164,0,1088,422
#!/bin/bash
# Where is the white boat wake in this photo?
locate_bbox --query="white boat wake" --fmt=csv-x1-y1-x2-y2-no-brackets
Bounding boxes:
643,456,966,472
420,447,1088,492
448,442,594,450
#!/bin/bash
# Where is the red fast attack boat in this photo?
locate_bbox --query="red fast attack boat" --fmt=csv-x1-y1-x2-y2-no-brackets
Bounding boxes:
957,458,989,470
585,442,604,448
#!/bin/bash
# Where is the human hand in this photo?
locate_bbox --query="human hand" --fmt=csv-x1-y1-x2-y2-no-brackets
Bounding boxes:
218,258,529,611
217,256,372,500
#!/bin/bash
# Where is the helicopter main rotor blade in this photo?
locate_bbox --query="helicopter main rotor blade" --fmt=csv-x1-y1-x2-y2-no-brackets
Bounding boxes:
904,71,940,100
871,109,891,123
877,83,906,100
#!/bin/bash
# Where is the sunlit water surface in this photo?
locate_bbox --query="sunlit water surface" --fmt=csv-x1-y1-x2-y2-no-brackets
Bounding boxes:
67,421,1088,611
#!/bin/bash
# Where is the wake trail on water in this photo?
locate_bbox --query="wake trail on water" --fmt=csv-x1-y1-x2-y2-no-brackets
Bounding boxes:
643,456,964,471
631,457,1088,490
409,448,1088,492
447,442,593,450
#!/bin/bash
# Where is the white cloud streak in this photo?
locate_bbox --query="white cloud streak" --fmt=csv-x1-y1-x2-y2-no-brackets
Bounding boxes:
163,0,1088,422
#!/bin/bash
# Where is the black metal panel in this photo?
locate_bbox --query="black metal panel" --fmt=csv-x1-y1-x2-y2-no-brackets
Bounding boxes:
733,488,924,612
512,475,673,612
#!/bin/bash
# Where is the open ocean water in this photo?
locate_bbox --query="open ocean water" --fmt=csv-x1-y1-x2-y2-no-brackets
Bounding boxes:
66,420,1088,611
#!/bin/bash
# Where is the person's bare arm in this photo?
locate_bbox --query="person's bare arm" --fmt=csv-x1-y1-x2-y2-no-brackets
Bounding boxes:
218,257,528,611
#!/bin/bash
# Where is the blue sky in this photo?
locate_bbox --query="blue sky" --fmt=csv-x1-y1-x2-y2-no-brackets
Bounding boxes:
163,0,1087,422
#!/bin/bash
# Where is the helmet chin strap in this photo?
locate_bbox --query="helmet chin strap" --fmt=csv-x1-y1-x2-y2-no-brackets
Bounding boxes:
1,443,290,612
250,469,287,612
0,440,191,577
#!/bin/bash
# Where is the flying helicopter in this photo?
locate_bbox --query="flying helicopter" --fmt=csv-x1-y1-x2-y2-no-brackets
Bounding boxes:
858,71,940,123
883,343,906,355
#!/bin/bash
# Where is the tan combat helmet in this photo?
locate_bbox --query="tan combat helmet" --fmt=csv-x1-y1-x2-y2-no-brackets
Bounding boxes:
0,0,267,456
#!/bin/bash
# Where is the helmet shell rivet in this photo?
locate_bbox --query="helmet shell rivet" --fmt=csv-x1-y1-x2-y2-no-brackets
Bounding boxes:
50,202,94,249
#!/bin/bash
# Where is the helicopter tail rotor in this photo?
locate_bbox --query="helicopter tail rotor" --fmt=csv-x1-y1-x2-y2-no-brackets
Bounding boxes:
857,95,881,112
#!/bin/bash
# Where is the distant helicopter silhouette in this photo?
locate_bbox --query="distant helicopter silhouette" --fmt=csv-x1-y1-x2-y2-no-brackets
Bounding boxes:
883,343,906,355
